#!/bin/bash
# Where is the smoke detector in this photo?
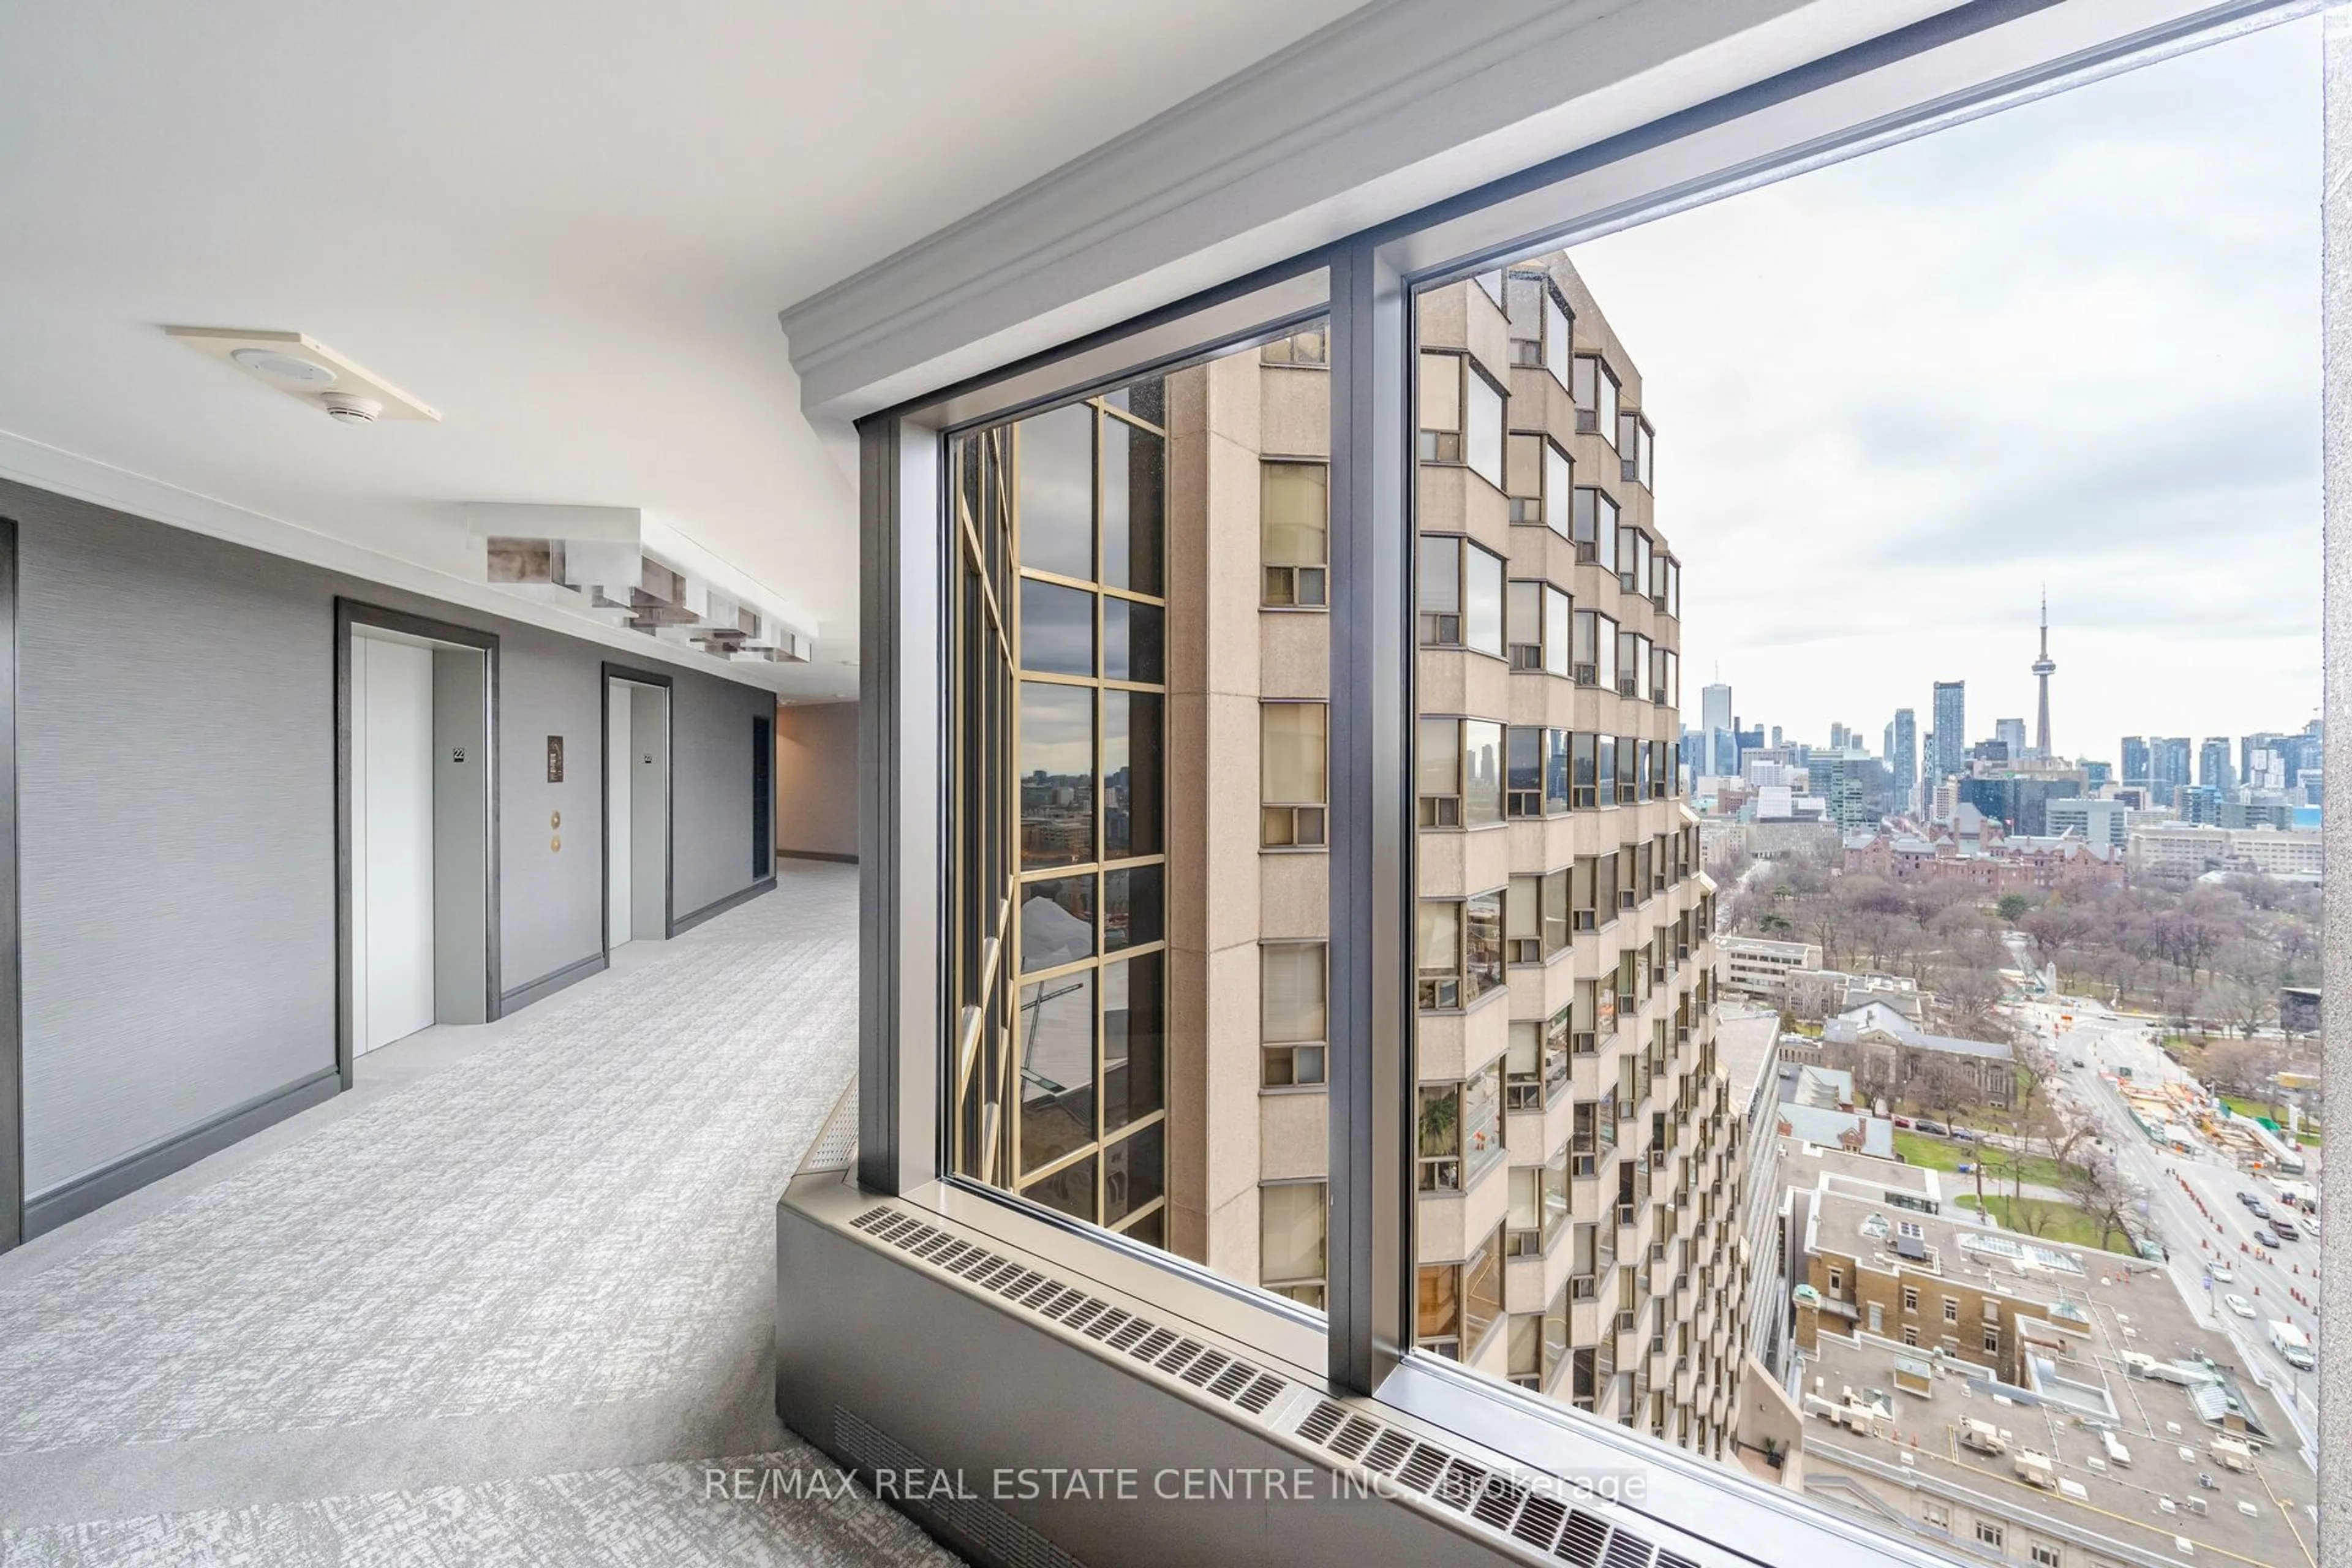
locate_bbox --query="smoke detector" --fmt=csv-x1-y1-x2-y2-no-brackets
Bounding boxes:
165,327,439,423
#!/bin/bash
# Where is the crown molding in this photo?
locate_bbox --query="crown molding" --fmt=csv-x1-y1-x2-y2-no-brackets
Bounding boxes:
776,0,1968,419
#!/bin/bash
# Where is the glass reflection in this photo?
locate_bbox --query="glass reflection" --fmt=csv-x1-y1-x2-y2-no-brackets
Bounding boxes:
1019,681,1094,869
1103,691,1162,859
1018,969,1095,1175
1102,596,1163,684
1104,864,1163,952
1019,876,1096,973
1102,952,1165,1133
1020,1153,1096,1223
1102,413,1166,596
1015,402,1094,579
1019,578,1095,676
1104,1120,1164,1226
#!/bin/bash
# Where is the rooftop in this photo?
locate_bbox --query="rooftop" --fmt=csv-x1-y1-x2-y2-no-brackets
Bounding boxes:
1793,1178,2316,1568
1825,1001,2013,1061
1776,1104,1896,1160
1716,1005,1782,1114
1798,1301,2315,1568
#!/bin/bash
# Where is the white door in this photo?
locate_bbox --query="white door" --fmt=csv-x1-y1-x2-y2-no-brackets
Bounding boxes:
354,635,435,1052
607,681,632,947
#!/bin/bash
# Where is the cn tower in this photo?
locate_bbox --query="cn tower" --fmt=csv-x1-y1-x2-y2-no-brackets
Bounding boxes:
2031,589,2056,758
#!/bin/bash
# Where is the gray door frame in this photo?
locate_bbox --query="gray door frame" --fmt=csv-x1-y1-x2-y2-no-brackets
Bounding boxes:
600,662,676,947
0,519,18,1253
334,599,502,1091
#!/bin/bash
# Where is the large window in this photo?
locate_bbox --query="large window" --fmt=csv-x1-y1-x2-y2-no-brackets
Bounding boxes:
883,12,2324,1566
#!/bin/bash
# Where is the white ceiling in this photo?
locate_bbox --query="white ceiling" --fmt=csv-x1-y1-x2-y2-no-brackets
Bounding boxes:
0,1,1365,700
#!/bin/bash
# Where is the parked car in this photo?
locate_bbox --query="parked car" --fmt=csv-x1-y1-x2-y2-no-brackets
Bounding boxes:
2253,1229,2280,1249
2237,1191,2261,1208
2137,1239,2168,1262
1952,1128,1978,1142
2248,1199,2273,1220
2209,1262,2234,1283
2271,1216,2299,1241
2225,1294,2256,1319
1891,1115,1914,1129
1917,1120,1949,1136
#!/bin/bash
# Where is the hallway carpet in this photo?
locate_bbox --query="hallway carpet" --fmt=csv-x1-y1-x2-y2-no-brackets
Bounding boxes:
0,863,954,1567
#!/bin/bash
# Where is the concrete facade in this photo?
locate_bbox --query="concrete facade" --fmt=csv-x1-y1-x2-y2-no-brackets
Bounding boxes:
1722,937,1823,1001
1162,255,1747,1460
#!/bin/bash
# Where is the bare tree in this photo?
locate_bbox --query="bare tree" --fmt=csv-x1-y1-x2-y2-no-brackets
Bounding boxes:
2203,1038,2284,1107
2061,1154,2151,1256
1909,1053,1982,1131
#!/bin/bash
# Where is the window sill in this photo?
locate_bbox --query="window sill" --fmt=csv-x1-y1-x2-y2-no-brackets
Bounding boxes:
786,1170,1950,1567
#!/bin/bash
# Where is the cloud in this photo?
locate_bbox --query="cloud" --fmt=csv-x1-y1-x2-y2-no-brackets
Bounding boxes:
1566,17,2323,758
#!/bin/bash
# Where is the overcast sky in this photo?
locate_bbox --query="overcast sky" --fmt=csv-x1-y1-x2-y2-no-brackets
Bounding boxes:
1570,17,2322,766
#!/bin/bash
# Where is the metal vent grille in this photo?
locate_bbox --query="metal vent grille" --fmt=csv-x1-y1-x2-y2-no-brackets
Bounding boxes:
834,1408,1087,1568
797,1084,860,1175
1290,1397,1667,1567
848,1205,1292,1422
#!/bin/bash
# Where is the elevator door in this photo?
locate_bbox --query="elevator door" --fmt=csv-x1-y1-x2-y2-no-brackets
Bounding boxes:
353,635,435,1052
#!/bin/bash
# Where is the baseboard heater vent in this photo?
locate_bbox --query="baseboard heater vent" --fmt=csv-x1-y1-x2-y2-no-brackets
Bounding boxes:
1291,1400,1690,1568
798,1084,860,1176
850,1205,1292,1420
834,1406,1088,1568
844,1201,1708,1568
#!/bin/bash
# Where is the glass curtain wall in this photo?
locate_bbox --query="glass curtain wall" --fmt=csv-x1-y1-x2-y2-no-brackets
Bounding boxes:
948,323,1336,1301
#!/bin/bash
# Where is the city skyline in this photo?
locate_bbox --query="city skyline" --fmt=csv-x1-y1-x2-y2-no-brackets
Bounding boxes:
1570,18,2321,756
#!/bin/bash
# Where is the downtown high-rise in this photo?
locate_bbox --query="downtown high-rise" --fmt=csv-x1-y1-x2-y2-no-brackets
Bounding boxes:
1931,680,1966,785
1886,707,1917,814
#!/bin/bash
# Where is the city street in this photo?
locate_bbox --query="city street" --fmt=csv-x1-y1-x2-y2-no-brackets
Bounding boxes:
2015,996,2323,1446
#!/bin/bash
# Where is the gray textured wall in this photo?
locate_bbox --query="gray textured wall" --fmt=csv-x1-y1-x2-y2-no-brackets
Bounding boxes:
775,701,859,859
497,630,607,990
431,646,491,1025
669,668,778,918
0,478,777,1200
15,497,336,1196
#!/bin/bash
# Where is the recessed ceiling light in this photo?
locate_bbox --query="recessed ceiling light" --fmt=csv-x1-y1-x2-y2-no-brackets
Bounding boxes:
228,347,336,386
165,326,439,423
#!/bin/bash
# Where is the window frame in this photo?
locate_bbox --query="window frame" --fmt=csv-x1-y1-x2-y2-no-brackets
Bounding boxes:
1260,939,1329,1090
1260,457,1332,609
1259,698,1330,850
851,7,2311,1563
